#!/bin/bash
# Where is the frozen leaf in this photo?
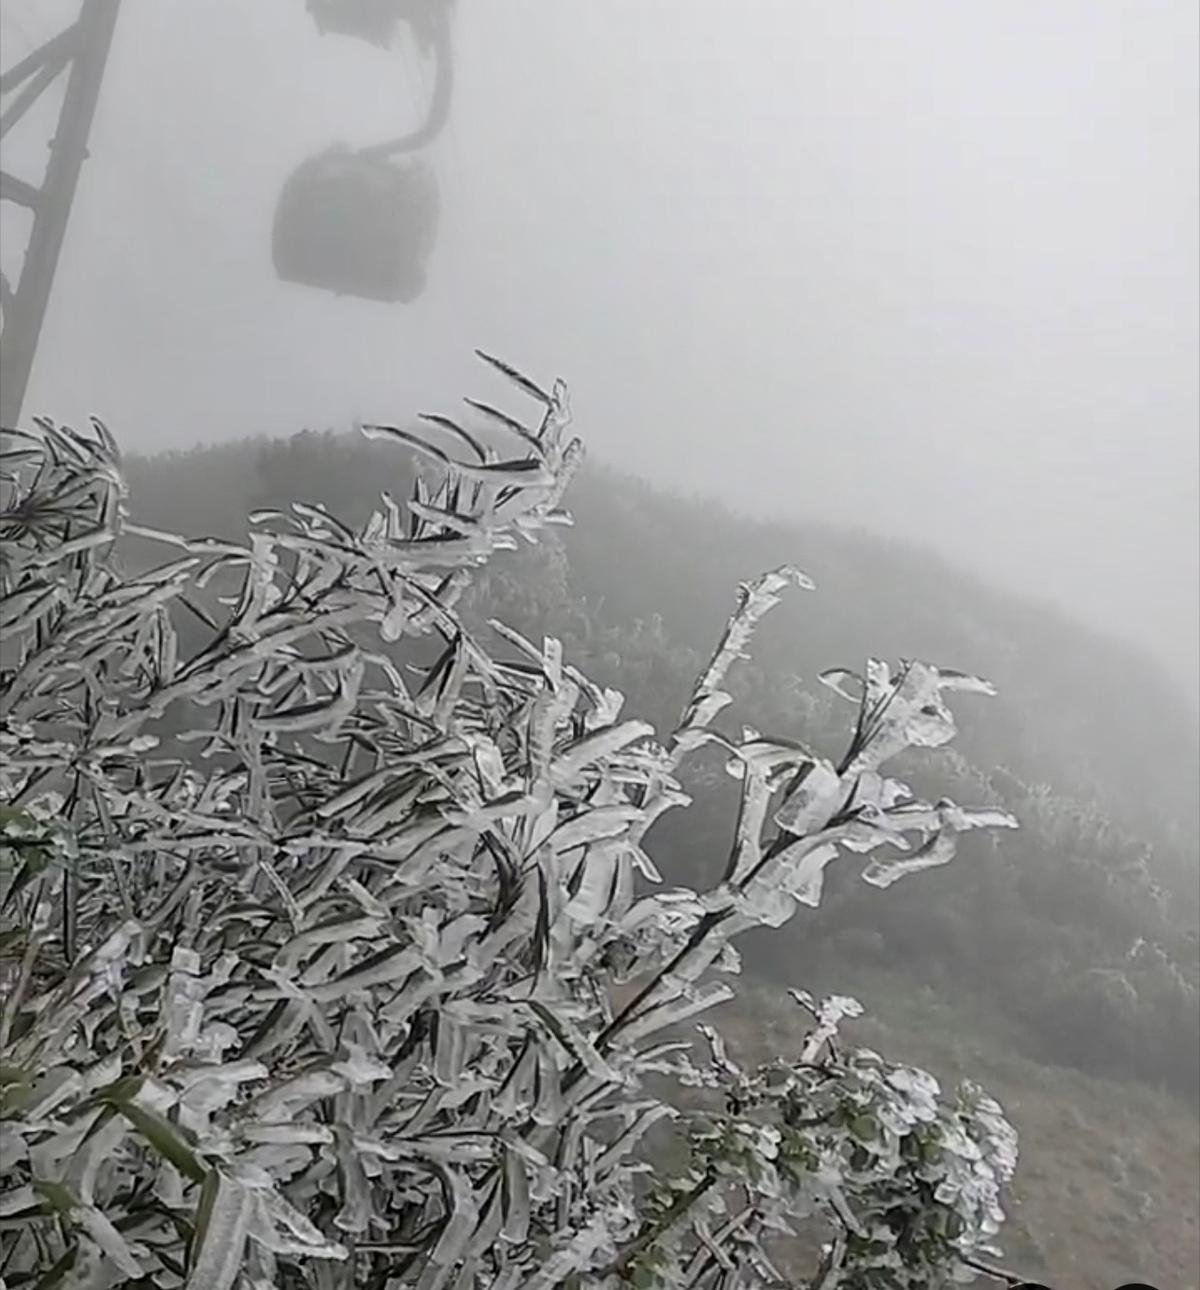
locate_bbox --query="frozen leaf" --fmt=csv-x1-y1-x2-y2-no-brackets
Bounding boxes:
773,758,842,836
188,1172,253,1290
818,668,863,703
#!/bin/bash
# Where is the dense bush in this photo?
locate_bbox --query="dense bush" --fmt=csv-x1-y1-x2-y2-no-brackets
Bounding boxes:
1,362,1023,1287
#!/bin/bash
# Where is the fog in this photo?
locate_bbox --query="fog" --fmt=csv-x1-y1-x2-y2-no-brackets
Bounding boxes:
6,0,1198,703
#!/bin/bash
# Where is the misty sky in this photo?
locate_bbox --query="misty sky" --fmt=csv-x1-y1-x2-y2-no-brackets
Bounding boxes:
4,0,1198,702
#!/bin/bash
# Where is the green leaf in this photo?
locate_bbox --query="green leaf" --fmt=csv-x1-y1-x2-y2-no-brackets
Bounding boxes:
0,842,49,912
32,1243,78,1290
33,1180,77,1215
850,1114,878,1142
113,1099,206,1183
0,1060,31,1088
188,1168,220,1271
90,1073,146,1108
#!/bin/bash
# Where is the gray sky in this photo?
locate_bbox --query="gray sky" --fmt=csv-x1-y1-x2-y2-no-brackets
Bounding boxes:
6,0,1198,701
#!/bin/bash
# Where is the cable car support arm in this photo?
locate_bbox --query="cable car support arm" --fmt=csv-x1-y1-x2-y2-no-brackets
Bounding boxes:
0,0,121,430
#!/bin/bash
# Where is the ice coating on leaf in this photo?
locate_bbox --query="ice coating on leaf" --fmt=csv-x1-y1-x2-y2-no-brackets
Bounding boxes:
861,799,1019,888
818,667,864,703
188,1173,254,1290
781,841,840,908
862,827,958,887
773,758,842,836
673,565,812,760
935,666,998,696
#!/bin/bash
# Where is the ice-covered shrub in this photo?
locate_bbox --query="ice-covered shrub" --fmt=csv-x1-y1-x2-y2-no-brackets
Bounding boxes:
0,356,1021,1288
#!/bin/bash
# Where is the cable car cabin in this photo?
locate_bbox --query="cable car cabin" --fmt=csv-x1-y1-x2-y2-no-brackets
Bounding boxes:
305,0,408,47
272,147,440,303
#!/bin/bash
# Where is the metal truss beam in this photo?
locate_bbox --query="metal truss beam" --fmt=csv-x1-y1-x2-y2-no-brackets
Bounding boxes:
0,1,120,429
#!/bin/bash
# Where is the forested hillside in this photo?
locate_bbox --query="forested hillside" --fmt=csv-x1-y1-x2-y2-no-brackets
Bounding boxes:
123,427,1200,1108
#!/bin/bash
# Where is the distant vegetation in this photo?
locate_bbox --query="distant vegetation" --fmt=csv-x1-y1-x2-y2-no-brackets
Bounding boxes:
123,423,1200,1104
